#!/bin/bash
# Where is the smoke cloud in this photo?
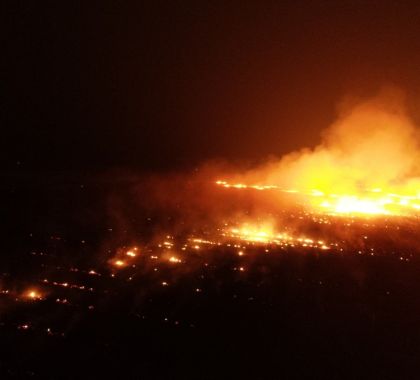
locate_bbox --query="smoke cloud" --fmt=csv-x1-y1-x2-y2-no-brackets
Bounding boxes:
105,87,420,252
242,87,420,195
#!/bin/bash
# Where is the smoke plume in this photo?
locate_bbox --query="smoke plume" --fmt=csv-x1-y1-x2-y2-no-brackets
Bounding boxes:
243,87,420,195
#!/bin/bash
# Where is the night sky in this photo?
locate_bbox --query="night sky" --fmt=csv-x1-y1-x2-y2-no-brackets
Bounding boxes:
4,1,420,172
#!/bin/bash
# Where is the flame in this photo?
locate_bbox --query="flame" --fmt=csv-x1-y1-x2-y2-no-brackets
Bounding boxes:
322,196,387,214
109,247,140,269
215,180,278,191
126,250,137,257
24,289,43,300
215,89,420,217
220,222,330,250
228,225,278,243
216,180,420,215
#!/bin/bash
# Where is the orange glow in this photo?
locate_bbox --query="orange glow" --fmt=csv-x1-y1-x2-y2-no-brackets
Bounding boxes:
216,179,420,216
126,250,136,257
220,222,331,250
215,180,278,191
25,289,43,300
215,90,420,217
229,224,278,243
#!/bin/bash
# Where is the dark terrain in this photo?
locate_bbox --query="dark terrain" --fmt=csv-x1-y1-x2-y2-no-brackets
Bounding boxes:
0,172,420,379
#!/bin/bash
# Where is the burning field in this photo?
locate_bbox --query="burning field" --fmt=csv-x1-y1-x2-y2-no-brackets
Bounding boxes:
2,90,420,378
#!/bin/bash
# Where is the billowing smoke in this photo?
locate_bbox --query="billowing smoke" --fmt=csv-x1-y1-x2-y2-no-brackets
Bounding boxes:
242,87,420,195
118,87,420,231
104,87,420,256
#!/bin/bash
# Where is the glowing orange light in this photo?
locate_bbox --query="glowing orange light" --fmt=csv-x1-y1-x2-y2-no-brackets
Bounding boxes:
25,289,42,300
214,92,420,218
216,180,420,216
220,222,332,250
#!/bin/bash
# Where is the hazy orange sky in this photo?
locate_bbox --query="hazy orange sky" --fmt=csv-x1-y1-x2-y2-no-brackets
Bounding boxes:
4,2,420,171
